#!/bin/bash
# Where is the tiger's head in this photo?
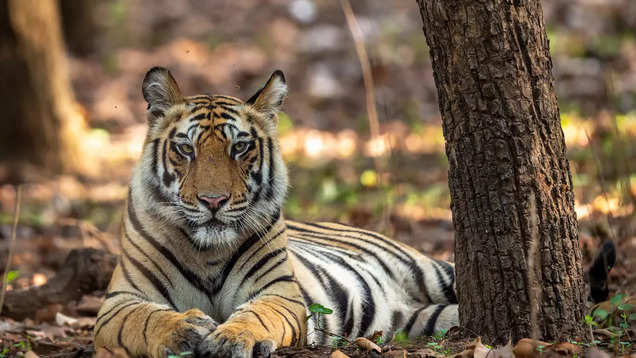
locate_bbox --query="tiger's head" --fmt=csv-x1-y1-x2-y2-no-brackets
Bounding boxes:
133,67,288,249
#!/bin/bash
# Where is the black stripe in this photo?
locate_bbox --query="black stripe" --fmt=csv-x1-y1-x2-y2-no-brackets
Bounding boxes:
286,224,395,280
238,248,287,289
422,305,446,336
321,251,375,337
144,308,171,344
127,199,213,299
343,300,355,338
292,252,348,336
95,301,139,338
118,304,144,355
211,212,280,294
150,139,160,176
431,262,457,303
261,302,297,346
161,140,175,186
219,112,237,121
244,310,271,333
260,293,305,308
254,254,288,283
239,229,285,270
124,251,177,309
120,256,143,293
249,275,296,298
265,138,276,200
106,290,148,301
403,306,426,336
96,299,134,327
189,113,207,122
124,234,174,288
218,105,239,114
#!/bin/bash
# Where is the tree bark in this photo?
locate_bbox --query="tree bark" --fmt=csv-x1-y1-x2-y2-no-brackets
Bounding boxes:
0,0,86,180
417,0,586,344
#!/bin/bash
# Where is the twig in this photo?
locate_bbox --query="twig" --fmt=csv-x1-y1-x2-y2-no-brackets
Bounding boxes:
0,185,23,313
340,0,394,231
340,0,379,142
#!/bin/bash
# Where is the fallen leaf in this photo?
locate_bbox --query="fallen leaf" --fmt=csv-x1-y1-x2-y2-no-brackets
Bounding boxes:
355,337,382,353
513,338,552,358
55,312,78,326
489,340,514,358
71,316,97,329
384,349,406,358
549,342,582,356
584,348,611,358
330,349,350,358
24,351,39,358
411,348,443,358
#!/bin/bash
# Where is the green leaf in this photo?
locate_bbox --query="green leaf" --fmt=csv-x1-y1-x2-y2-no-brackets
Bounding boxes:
629,313,636,321
308,303,333,315
392,331,410,344
6,270,19,283
617,303,633,311
593,309,609,320
610,293,626,306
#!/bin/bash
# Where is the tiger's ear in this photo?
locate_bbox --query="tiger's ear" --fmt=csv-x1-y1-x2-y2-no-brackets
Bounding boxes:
142,67,184,118
246,70,287,115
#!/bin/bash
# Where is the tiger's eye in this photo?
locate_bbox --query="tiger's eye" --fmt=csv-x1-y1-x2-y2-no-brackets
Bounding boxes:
233,142,247,153
179,143,194,155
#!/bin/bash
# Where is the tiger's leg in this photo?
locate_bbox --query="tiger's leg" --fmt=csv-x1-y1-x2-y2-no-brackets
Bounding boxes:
94,269,218,357
197,294,306,358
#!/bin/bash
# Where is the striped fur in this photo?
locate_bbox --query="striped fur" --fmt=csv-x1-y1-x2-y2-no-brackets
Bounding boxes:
94,68,458,358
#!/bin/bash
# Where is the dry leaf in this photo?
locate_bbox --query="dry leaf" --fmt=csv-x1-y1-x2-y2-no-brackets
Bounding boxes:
330,349,350,358
584,348,611,358
471,337,493,358
513,338,552,358
71,316,97,329
383,349,406,358
354,337,382,353
23,351,39,358
549,342,582,356
55,312,78,326
410,348,443,358
489,340,514,358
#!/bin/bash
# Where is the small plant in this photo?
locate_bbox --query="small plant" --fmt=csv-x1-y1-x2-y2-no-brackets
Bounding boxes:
6,270,19,284
391,331,409,345
167,352,192,358
426,329,450,355
0,347,10,358
331,337,348,348
306,303,333,330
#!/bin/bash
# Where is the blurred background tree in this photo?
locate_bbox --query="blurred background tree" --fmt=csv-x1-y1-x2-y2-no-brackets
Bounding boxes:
0,0,87,181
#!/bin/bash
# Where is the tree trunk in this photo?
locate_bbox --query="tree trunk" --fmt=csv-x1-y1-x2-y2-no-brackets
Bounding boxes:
0,0,86,180
417,0,586,344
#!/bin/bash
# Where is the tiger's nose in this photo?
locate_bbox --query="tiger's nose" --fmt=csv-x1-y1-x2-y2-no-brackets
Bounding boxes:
197,193,229,210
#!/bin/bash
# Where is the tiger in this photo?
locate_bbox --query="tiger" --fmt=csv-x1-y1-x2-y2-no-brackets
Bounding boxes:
94,67,615,358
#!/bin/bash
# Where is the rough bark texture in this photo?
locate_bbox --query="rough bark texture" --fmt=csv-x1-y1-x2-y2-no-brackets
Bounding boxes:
417,0,586,344
0,0,86,180
1,248,117,321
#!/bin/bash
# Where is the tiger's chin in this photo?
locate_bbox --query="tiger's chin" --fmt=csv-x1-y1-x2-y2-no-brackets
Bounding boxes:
189,223,240,250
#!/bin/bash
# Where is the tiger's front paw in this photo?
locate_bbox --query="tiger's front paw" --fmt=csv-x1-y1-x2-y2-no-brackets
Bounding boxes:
196,324,276,358
151,309,218,358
